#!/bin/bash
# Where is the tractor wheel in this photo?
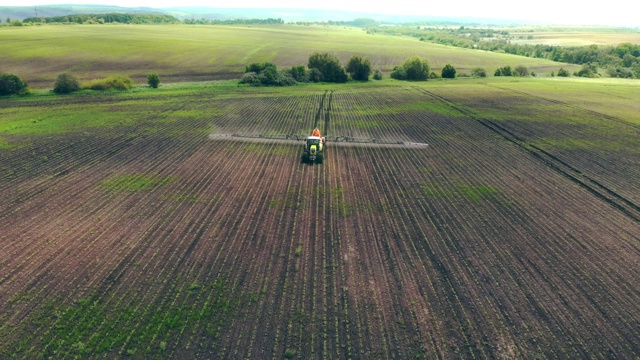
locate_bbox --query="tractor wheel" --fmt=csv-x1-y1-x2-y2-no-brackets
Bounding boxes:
316,152,324,164
301,151,309,163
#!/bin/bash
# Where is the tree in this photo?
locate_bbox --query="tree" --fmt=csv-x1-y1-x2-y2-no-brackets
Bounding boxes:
53,73,80,94
0,73,29,96
514,65,529,77
147,73,160,88
390,66,407,80
346,55,372,81
307,52,347,83
557,68,570,77
403,56,429,80
441,64,456,79
245,62,276,74
576,63,598,77
239,63,296,86
471,67,487,77
373,69,383,80
622,53,637,68
495,65,512,76
288,66,307,82
607,66,634,78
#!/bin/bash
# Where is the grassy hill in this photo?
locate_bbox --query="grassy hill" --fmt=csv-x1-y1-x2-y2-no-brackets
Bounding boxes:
0,24,577,88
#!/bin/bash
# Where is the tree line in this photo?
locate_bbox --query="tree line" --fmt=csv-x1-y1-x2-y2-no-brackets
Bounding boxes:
239,53,495,86
368,26,640,78
183,18,284,25
23,13,178,24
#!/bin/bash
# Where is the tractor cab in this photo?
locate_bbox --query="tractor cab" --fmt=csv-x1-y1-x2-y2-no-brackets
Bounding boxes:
303,136,324,163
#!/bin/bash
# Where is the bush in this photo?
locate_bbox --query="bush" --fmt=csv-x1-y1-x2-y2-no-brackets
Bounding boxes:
576,63,598,78
514,65,530,77
391,57,430,81
288,65,308,82
245,62,276,74
0,73,29,96
346,55,372,81
607,66,635,78
471,67,487,77
494,65,512,76
390,66,407,80
308,52,347,83
373,69,383,80
147,73,160,88
82,75,135,91
308,68,323,82
557,68,570,77
53,73,81,94
441,64,456,79
403,56,430,80
239,68,296,87
429,71,439,79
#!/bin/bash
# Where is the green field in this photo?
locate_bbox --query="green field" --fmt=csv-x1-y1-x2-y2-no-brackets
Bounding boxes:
1,77,639,148
0,24,578,87
1,77,639,358
1,23,640,358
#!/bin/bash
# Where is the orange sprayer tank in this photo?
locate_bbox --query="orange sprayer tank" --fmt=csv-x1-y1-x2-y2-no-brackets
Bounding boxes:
312,128,321,137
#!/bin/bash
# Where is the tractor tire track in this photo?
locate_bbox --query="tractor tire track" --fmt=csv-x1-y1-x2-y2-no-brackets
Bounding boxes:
416,87,640,224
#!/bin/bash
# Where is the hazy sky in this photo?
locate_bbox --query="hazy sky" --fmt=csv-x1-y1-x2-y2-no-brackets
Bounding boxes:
9,0,640,27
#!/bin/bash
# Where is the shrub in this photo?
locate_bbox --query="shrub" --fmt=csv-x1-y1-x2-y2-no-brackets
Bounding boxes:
308,68,323,82
245,62,276,74
576,63,598,78
403,56,430,80
514,65,530,77
308,52,347,83
0,73,29,96
53,73,80,94
390,66,407,80
82,75,135,91
373,69,383,80
147,73,160,88
239,68,296,87
288,65,308,82
441,64,456,79
471,67,487,77
607,66,634,78
391,56,430,81
557,68,569,77
429,71,439,79
495,65,512,76
346,55,372,81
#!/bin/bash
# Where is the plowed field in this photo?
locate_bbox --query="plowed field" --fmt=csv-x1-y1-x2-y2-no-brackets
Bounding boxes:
1,83,639,359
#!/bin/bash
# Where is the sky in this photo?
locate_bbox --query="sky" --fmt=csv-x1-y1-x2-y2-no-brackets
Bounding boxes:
6,0,640,27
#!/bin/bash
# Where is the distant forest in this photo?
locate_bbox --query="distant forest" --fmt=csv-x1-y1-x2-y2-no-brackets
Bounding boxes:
369,26,640,77
183,18,283,25
23,13,178,24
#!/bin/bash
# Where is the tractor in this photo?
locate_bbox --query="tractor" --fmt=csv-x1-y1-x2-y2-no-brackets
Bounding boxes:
301,128,325,164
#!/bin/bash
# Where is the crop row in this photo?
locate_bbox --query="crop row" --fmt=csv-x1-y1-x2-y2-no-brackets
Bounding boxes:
1,87,639,358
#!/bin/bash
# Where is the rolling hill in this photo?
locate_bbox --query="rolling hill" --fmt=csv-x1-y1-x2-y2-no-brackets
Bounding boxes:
0,24,577,88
